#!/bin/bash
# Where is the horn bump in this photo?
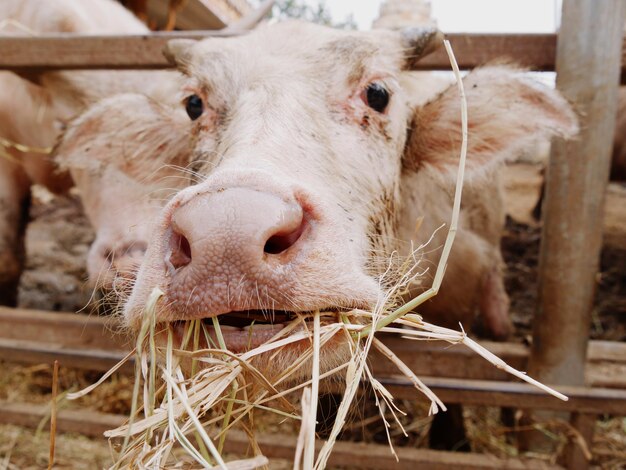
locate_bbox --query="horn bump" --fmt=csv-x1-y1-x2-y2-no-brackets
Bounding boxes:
163,38,197,68
401,27,444,69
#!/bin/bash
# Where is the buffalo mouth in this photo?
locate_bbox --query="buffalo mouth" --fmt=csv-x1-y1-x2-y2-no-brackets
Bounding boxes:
168,309,347,354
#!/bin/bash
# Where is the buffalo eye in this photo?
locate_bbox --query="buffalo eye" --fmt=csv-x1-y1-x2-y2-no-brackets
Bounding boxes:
185,94,204,120
361,82,390,113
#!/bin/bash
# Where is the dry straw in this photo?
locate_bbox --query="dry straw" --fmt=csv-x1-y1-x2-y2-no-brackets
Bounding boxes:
69,40,567,469
0,136,53,164
0,23,52,164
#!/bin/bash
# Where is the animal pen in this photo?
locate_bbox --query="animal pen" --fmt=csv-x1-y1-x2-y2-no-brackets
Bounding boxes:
0,0,625,468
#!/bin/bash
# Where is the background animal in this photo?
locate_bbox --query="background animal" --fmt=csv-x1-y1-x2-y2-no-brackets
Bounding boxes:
0,0,154,306
0,0,270,306
54,82,193,296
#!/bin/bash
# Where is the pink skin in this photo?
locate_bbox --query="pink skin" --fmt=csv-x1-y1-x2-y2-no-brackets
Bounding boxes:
128,168,380,326
80,167,156,292
171,320,285,354
122,22,578,375
166,187,306,310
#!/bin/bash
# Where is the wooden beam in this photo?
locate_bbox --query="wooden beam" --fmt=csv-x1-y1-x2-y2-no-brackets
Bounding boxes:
0,400,563,469
5,30,626,83
0,401,123,437
0,308,624,388
4,31,626,81
422,33,557,71
377,376,626,414
371,335,527,382
0,31,234,72
3,31,626,84
0,306,127,350
0,338,132,373
2,335,624,389
233,430,562,470
2,336,625,412
370,336,626,389
0,33,557,71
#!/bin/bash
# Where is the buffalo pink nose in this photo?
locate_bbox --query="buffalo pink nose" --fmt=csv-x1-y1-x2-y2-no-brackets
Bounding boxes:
167,188,305,275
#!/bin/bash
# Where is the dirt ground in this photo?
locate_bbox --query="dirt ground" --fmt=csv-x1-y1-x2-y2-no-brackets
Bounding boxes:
501,164,626,342
2,162,625,468
17,187,95,313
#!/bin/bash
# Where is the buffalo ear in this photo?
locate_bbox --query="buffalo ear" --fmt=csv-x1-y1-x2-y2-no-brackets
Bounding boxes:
163,39,197,70
404,65,579,177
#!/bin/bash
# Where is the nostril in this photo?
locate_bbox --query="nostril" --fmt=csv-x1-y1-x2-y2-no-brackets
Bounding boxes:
168,230,192,269
264,218,306,255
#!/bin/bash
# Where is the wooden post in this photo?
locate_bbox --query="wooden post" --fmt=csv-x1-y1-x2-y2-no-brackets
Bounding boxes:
528,0,626,466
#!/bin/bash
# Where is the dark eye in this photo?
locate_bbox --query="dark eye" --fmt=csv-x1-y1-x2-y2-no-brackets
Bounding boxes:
185,94,203,120
362,83,390,113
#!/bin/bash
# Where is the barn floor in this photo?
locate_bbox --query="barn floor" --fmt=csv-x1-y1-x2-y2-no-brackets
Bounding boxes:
1,162,625,468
